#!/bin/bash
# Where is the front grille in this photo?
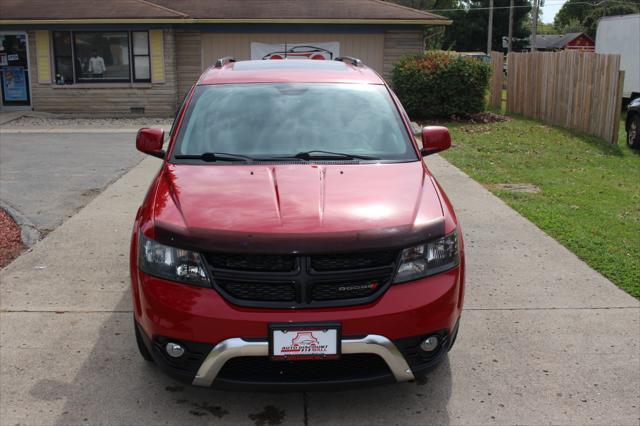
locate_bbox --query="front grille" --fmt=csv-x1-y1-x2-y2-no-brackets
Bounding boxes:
311,251,398,271
217,354,392,383
206,253,296,272
207,250,400,308
217,279,296,301
312,276,389,301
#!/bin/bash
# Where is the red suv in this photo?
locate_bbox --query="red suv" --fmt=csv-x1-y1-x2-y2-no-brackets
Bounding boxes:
131,57,465,389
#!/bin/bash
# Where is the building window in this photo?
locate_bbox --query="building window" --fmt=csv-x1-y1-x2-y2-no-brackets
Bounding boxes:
52,30,151,84
52,32,73,84
74,32,130,82
132,31,151,82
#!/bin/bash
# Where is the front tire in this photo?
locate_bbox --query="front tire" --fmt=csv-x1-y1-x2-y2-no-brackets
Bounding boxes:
628,113,640,149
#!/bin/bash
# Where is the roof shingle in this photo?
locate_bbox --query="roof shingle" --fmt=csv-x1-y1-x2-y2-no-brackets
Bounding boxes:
0,0,186,20
534,33,592,50
0,0,447,22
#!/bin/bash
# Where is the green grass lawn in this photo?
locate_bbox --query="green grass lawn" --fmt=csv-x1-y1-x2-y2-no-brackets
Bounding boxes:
440,116,640,298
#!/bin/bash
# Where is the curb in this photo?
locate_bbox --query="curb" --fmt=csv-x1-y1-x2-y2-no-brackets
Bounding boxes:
0,200,41,247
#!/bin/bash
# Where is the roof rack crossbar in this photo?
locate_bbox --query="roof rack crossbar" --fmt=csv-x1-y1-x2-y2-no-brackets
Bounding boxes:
215,56,236,68
335,56,363,67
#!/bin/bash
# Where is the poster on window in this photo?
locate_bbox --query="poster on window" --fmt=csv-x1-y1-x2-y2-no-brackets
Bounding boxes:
251,42,339,61
2,66,28,101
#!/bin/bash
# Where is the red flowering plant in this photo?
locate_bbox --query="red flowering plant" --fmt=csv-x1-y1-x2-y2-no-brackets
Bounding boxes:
392,51,490,119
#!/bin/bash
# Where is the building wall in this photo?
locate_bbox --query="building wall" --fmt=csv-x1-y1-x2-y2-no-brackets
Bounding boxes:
383,30,423,81
199,30,422,82
175,29,202,100
565,34,595,50
23,26,424,115
28,29,178,116
200,32,385,75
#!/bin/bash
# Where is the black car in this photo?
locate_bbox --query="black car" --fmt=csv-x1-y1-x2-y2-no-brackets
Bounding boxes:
626,97,640,149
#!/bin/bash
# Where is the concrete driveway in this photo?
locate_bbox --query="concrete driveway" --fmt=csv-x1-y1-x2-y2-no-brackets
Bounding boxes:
0,131,143,234
0,155,638,425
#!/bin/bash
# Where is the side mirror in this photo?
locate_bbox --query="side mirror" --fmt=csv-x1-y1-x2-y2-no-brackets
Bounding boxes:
420,126,451,156
136,128,165,158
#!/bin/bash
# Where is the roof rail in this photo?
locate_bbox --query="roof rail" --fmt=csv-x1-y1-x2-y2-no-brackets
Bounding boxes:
335,56,363,67
215,56,236,68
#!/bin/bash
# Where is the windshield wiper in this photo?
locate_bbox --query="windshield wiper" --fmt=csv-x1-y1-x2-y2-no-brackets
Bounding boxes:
290,150,380,161
174,152,254,162
175,150,380,162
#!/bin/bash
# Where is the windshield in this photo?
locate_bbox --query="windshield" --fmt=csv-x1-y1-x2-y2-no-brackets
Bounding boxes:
172,83,417,162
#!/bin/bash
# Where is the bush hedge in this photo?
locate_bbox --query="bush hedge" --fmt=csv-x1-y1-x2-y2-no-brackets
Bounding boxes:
391,51,491,119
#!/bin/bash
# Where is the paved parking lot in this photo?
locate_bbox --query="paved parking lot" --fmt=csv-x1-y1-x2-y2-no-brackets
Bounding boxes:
0,155,638,425
0,131,144,233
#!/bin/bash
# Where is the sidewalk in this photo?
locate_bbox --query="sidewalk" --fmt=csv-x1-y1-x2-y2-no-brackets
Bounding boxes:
0,127,144,133
1,155,638,425
0,113,173,133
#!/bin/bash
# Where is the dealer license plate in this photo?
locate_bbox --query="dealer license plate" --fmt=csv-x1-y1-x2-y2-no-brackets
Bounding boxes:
270,324,340,360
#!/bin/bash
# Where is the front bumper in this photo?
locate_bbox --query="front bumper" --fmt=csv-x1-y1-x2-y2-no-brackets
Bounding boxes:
136,320,458,389
132,262,464,389
194,334,414,386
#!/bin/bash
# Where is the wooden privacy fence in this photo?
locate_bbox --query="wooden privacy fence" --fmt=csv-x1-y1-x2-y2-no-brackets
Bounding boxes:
506,51,624,144
489,51,504,109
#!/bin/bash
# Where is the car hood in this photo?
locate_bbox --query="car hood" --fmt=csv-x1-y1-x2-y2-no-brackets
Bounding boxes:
153,162,445,254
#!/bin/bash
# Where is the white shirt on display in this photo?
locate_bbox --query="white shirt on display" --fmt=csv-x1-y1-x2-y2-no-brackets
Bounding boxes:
88,56,106,75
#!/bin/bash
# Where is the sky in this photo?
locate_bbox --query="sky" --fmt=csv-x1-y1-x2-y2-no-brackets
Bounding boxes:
541,0,567,24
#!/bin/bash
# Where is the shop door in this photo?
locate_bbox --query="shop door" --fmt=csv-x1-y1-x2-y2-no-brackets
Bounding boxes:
0,33,31,106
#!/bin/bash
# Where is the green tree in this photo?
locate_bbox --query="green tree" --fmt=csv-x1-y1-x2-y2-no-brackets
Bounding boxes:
388,0,532,51
442,0,532,51
388,0,459,48
537,22,557,35
556,18,584,34
553,0,591,31
554,0,640,36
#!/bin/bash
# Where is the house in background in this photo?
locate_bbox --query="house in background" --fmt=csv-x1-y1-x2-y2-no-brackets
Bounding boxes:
532,32,595,52
0,0,449,116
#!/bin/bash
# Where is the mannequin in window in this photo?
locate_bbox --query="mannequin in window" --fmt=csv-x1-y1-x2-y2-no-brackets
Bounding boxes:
88,49,106,79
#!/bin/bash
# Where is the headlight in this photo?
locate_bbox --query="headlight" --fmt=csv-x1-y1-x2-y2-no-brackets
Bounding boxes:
138,234,210,287
393,230,459,283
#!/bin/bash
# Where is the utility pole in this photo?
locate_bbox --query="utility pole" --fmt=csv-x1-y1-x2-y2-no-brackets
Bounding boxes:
508,0,515,52
531,0,539,52
487,0,494,54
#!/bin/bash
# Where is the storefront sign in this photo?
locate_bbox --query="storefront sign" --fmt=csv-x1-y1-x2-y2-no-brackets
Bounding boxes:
2,66,28,101
251,42,340,61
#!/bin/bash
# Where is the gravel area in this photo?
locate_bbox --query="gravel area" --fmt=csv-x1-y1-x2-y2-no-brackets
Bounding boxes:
2,116,174,129
0,208,26,268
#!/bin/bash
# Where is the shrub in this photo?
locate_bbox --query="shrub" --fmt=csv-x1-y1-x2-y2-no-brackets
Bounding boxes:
391,51,491,119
